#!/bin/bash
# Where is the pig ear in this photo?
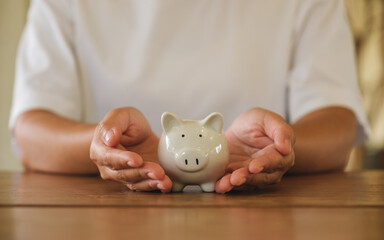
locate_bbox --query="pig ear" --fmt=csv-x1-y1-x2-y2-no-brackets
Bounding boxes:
202,112,224,133
161,112,183,133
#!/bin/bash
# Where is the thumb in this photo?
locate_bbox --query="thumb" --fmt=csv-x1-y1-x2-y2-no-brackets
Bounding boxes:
261,111,295,156
103,127,121,147
274,123,296,156
98,108,137,147
97,107,153,147
275,134,293,156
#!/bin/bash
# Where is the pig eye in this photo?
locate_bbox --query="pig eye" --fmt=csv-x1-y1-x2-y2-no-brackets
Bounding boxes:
199,134,202,137
181,134,185,138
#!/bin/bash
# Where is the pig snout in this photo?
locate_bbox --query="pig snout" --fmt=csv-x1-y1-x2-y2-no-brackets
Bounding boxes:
175,149,208,172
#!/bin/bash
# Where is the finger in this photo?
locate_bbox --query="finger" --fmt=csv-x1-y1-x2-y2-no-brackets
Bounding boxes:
116,143,127,151
226,160,249,173
101,162,167,183
126,179,162,192
98,109,131,147
215,173,233,194
274,127,295,156
126,174,173,192
156,175,173,192
230,167,249,186
94,108,151,147
126,180,155,191
246,171,284,186
230,108,295,156
97,122,122,148
142,162,167,180
92,145,144,169
268,122,294,156
264,117,295,156
249,145,292,174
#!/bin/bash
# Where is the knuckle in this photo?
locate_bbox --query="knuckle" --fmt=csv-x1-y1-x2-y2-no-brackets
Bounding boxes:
109,108,120,115
128,107,140,114
132,168,143,181
96,121,109,134
275,176,282,183
100,171,111,180
126,183,137,191
97,157,107,167
263,174,275,185
89,150,97,163
148,182,157,190
89,142,102,164
115,171,126,181
136,168,149,181
276,161,285,171
101,148,114,165
139,169,149,179
122,168,144,183
145,162,164,176
96,120,117,140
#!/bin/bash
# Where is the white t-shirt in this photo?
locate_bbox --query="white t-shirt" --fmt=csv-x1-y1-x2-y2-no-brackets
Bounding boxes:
10,0,370,143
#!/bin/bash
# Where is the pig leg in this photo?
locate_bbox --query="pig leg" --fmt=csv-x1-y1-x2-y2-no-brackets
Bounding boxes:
171,182,185,192
200,182,215,192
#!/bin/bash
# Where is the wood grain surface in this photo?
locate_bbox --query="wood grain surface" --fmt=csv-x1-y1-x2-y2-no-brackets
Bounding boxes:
1,171,383,240
1,207,383,240
0,171,383,207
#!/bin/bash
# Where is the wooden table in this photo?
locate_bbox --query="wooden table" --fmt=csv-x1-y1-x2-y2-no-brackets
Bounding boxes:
0,170,383,240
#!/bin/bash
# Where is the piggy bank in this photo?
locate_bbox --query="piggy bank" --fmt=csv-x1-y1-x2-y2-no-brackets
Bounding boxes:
158,112,229,192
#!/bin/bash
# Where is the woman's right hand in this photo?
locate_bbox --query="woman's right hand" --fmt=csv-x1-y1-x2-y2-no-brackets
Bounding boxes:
90,107,172,192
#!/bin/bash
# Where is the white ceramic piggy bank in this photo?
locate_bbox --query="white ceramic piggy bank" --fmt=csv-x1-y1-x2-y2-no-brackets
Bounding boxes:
158,112,229,192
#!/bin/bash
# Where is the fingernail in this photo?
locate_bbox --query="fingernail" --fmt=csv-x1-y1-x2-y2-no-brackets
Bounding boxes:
149,181,158,188
104,129,114,145
157,183,164,190
147,172,156,179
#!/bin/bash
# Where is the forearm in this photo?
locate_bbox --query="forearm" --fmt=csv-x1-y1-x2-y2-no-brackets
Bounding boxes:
14,110,99,174
289,107,357,173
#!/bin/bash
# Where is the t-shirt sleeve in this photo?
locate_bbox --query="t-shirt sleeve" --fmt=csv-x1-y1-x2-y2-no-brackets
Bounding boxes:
288,0,370,145
9,0,82,129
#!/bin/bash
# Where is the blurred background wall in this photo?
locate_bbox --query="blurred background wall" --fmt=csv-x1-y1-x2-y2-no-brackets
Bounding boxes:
0,0,28,171
345,0,384,170
0,0,383,171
